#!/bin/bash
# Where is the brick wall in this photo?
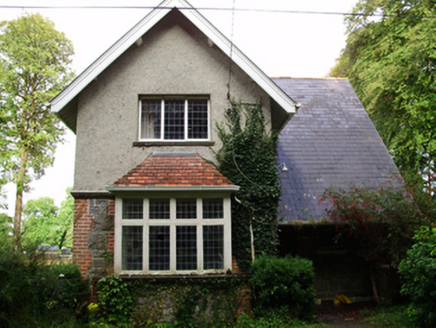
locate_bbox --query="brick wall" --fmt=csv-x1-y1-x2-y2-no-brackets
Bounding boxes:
73,199,93,277
73,198,115,278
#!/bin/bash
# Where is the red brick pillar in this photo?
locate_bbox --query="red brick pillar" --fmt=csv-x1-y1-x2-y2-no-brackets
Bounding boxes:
73,199,93,278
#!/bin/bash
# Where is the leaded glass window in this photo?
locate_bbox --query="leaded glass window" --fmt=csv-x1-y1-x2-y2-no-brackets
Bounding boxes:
203,225,224,270
176,226,197,270
177,199,197,219
149,199,170,219
122,199,143,219
149,226,170,271
203,199,223,219
117,196,230,274
140,100,161,139
122,226,143,270
139,98,209,141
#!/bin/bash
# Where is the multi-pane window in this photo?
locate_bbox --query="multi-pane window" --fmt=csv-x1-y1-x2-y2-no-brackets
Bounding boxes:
139,98,209,141
203,225,224,270
149,226,170,271
122,226,143,270
115,196,230,274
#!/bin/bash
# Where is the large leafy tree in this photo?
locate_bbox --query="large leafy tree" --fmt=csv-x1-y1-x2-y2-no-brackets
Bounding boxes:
0,13,74,249
22,197,58,249
22,190,74,250
331,0,436,185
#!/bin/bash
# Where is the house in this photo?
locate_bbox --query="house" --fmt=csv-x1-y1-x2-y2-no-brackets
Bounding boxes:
51,0,296,280
51,0,398,310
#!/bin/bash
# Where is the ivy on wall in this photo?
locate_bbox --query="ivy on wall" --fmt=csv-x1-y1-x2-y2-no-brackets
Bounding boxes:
216,102,281,272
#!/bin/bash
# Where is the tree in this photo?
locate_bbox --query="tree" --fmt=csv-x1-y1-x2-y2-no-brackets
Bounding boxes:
22,197,58,249
0,13,74,250
56,188,74,249
399,226,436,327
331,0,436,186
22,190,74,250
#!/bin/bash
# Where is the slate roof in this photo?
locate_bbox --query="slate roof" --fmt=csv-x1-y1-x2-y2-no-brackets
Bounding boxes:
111,153,237,189
273,78,399,223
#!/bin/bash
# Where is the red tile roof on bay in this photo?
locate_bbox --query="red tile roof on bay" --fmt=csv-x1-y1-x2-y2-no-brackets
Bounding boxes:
112,153,236,187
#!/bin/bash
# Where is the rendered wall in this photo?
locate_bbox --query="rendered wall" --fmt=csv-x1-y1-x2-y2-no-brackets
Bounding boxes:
74,11,271,192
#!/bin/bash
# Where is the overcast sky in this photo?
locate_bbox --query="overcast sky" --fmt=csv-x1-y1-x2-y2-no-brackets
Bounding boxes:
0,0,358,215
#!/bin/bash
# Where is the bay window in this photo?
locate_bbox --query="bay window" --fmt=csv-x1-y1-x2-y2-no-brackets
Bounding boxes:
114,195,232,275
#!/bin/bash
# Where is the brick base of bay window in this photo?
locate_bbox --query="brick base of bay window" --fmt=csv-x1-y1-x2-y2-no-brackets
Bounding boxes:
73,198,115,278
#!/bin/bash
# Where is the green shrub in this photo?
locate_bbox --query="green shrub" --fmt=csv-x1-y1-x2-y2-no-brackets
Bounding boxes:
399,226,436,327
320,182,424,268
97,275,134,326
0,245,89,327
250,255,315,321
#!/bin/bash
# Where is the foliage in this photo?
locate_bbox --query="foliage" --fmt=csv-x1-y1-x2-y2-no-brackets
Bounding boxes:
0,245,89,327
236,309,318,328
330,0,436,182
97,275,134,326
22,189,74,250
319,181,427,268
216,102,281,271
57,188,74,248
250,255,315,321
362,305,415,327
0,13,74,249
0,213,12,238
22,197,58,247
399,226,436,327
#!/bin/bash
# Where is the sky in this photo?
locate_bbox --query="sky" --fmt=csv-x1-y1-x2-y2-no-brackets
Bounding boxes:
0,0,358,215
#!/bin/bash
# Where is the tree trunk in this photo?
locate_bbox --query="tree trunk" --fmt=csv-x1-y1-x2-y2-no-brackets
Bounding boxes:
13,149,28,251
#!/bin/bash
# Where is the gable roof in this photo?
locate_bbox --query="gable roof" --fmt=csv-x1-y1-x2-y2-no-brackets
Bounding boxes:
274,78,399,223
107,153,239,192
51,0,297,131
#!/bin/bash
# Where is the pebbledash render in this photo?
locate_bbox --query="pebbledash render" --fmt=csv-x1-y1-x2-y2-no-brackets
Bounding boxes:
50,0,296,279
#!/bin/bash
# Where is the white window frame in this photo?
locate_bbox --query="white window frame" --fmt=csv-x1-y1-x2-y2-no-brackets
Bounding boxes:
138,97,210,142
114,193,232,276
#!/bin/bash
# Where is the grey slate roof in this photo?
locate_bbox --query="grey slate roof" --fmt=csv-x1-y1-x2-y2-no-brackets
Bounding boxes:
273,78,399,223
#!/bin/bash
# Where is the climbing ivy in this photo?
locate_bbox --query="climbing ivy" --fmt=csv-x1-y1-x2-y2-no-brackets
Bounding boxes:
216,102,281,272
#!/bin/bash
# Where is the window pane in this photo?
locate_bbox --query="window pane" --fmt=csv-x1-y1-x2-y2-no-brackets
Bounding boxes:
164,100,184,140
122,226,143,270
149,199,170,219
203,226,224,270
176,226,197,270
203,199,223,219
177,199,197,219
149,226,170,271
141,100,161,139
122,199,143,219
188,100,208,139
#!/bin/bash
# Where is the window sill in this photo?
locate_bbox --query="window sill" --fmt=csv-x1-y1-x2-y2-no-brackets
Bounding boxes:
117,273,250,280
133,141,215,148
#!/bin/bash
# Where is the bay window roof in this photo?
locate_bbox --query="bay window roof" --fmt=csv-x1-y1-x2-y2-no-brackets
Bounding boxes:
107,153,239,192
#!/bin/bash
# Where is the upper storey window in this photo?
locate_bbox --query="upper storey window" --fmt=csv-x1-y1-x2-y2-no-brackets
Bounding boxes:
139,98,209,141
